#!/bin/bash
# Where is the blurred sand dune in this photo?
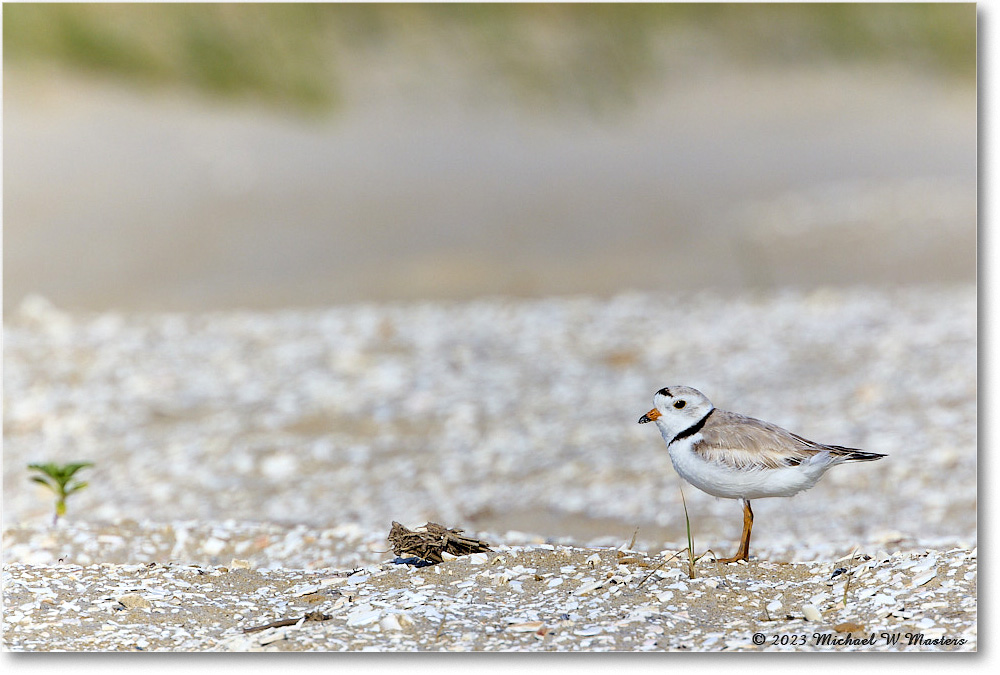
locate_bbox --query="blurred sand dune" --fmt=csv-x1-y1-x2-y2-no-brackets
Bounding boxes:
3,64,975,313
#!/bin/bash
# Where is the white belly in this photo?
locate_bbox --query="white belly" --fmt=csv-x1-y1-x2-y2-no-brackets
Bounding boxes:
667,434,831,500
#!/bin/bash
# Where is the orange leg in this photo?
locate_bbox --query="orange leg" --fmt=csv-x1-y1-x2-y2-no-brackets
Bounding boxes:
715,499,753,563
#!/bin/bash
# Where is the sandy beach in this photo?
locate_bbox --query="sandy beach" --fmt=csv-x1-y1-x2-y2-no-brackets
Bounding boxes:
2,286,977,650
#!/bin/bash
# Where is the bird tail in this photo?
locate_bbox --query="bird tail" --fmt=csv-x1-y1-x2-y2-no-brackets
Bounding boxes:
827,445,886,462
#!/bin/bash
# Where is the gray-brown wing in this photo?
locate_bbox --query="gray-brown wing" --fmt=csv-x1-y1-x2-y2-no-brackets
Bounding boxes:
693,410,850,470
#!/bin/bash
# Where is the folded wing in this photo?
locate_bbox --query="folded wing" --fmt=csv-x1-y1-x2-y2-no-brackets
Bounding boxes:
694,410,883,470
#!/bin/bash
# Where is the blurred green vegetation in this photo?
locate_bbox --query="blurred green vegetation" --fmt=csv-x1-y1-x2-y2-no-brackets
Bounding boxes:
4,3,976,114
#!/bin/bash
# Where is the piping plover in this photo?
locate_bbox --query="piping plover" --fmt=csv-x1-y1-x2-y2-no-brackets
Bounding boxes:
639,385,885,563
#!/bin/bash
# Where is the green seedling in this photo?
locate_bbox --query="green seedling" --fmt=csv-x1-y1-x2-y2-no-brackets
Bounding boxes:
636,488,703,585
677,486,726,579
28,462,93,526
680,485,698,578
633,488,723,588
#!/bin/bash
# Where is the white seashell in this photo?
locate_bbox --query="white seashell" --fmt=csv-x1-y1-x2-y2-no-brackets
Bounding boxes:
802,604,822,621
289,584,321,597
573,579,606,596
467,553,489,565
379,614,403,631
766,600,782,613
574,627,603,636
440,551,459,561
346,608,382,627
508,621,545,633
257,628,289,646
911,571,936,587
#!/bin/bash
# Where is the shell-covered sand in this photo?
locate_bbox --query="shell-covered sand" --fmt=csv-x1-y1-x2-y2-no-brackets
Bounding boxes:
2,286,977,650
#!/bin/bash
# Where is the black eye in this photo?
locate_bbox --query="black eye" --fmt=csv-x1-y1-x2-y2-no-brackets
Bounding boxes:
674,400,686,409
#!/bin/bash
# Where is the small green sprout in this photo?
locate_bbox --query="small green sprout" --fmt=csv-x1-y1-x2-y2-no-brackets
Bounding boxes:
679,486,698,579
28,462,93,526
637,488,723,588
636,487,704,587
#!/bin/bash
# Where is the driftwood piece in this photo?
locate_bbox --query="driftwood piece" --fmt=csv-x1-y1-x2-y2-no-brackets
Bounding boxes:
388,521,492,564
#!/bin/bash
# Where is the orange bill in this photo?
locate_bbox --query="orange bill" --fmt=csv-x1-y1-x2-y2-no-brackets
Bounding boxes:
638,408,660,424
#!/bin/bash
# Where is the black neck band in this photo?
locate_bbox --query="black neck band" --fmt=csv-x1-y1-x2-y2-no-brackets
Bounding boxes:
671,408,714,445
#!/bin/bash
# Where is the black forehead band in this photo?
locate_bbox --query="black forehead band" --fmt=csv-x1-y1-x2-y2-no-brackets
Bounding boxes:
657,387,671,397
